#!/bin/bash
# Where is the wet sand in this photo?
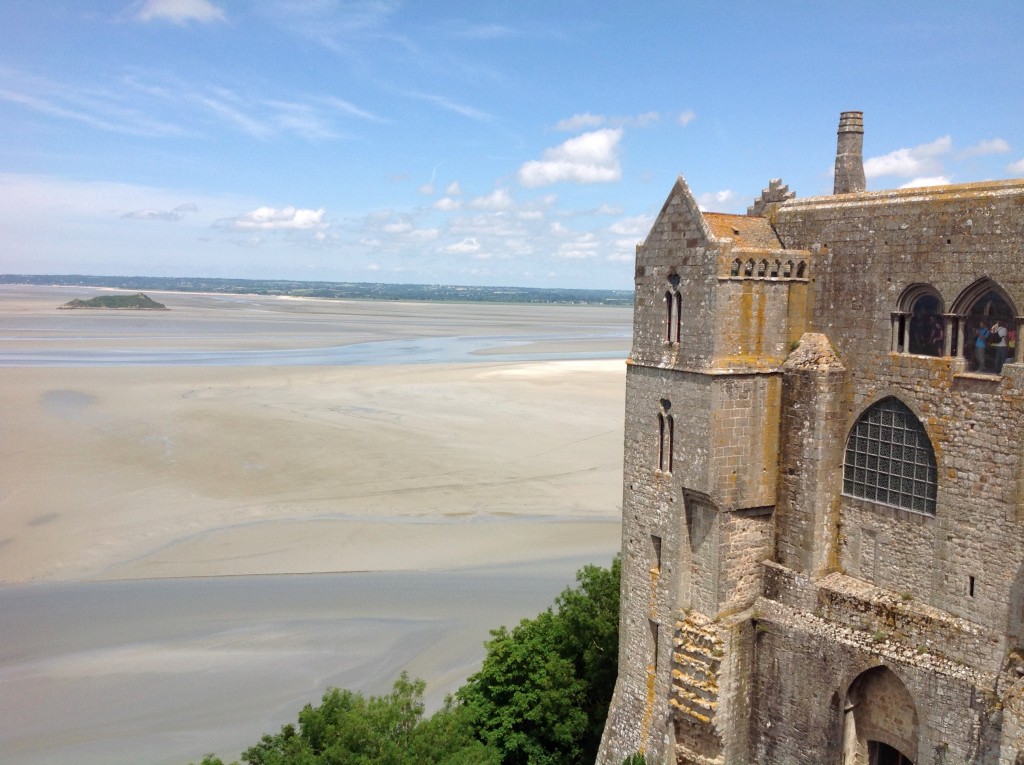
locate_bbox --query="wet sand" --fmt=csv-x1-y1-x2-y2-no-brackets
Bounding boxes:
0,285,629,764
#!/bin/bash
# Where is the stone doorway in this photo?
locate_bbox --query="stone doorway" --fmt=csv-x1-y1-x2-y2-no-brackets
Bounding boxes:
868,740,913,765
841,666,918,765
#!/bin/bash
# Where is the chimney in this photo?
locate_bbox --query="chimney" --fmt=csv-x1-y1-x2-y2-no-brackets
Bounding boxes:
833,111,865,194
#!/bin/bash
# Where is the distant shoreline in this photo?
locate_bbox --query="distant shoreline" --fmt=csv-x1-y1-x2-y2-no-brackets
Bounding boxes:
1,273,634,307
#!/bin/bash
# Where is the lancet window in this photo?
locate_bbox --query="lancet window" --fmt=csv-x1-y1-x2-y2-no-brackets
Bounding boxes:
657,401,674,473
664,275,682,344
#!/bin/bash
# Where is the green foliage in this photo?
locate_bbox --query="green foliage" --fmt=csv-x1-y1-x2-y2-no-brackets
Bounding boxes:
458,556,620,765
193,557,620,765
191,673,499,765
620,754,648,765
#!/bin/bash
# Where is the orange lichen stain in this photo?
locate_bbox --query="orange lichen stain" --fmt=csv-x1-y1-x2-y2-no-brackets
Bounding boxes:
638,663,657,753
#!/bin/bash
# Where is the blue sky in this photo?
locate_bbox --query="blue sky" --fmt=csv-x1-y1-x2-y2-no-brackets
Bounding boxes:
2,1,1022,289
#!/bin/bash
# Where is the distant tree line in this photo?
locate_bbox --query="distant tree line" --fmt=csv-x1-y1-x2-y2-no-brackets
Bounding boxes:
2,274,633,306
193,557,624,765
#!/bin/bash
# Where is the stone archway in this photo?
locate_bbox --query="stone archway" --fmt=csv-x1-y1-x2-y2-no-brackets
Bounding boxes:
842,666,918,764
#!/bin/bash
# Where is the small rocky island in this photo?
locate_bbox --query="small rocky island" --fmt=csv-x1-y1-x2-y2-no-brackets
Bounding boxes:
59,293,168,310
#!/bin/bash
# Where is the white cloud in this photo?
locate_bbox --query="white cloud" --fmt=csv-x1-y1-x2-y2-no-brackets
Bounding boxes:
1008,158,1024,175
899,176,952,188
227,206,327,230
677,110,696,126
445,181,462,196
596,203,622,216
445,237,481,254
469,188,514,210
609,214,653,236
555,113,606,132
433,197,462,211
696,190,735,211
864,136,952,179
134,0,226,24
961,138,1010,158
418,183,435,195
557,232,600,260
517,128,623,187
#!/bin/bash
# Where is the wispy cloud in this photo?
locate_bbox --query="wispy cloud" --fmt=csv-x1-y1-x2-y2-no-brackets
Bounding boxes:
122,203,198,221
554,111,671,132
132,0,227,25
696,190,735,211
677,110,696,126
608,214,652,236
2,65,378,143
1008,158,1024,175
555,113,607,132
960,138,1010,158
0,67,186,137
441,20,518,40
264,99,343,141
402,90,493,121
864,136,952,179
322,96,387,123
518,128,623,187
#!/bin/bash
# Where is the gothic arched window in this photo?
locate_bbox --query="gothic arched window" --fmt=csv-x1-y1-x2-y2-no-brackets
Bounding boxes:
893,284,945,357
843,397,937,515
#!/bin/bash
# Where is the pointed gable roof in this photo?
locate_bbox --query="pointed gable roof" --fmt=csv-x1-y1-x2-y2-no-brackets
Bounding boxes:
643,175,716,248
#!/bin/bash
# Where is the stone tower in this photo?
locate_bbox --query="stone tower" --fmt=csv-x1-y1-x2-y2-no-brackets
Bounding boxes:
833,110,866,194
598,114,1024,764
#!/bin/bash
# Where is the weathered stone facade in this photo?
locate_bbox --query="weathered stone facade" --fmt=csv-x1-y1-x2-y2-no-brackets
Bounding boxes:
598,112,1024,765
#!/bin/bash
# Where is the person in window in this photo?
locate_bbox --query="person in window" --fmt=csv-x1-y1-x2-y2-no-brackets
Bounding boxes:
974,322,990,371
992,319,1009,373
926,315,943,356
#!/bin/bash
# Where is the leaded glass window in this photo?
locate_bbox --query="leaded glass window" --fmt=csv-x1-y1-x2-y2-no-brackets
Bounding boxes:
842,397,937,514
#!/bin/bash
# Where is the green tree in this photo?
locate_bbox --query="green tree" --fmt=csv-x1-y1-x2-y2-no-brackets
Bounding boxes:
458,556,620,765
193,557,620,765
200,673,499,765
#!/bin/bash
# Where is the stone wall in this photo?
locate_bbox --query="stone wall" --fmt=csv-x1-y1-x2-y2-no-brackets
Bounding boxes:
772,184,1024,638
599,139,1024,764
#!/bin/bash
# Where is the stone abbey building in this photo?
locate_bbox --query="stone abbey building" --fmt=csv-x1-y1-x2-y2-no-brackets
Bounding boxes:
597,113,1024,765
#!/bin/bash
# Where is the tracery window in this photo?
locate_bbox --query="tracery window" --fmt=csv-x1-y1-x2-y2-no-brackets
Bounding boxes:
842,397,936,515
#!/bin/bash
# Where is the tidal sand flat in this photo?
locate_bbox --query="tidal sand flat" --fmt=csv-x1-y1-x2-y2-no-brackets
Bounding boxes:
0,285,630,764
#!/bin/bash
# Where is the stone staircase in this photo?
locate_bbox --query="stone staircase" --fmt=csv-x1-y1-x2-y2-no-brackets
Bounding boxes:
669,613,723,764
